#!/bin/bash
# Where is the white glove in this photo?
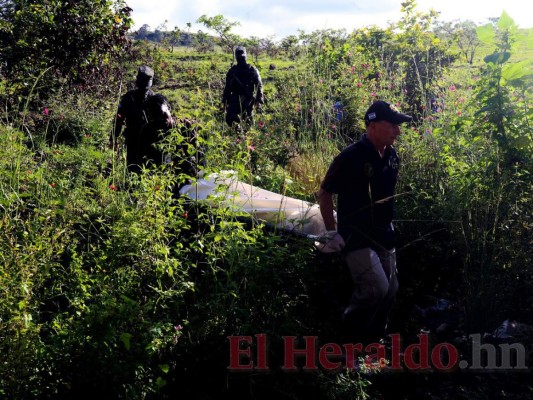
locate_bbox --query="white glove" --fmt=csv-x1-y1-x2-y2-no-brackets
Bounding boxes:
316,231,345,253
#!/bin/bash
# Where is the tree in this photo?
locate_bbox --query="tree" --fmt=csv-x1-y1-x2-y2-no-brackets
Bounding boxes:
280,35,300,60
168,26,182,52
242,36,262,63
196,14,241,60
390,0,455,117
474,12,533,153
137,24,151,40
435,20,481,64
154,20,168,46
454,21,481,64
0,0,133,93
260,36,279,58
351,25,393,64
193,30,215,53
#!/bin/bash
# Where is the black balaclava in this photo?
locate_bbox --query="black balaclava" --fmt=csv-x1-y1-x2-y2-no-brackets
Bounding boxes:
135,65,154,96
235,46,247,65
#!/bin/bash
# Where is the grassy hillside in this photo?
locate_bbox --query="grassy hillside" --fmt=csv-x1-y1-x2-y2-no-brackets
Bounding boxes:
1,14,531,400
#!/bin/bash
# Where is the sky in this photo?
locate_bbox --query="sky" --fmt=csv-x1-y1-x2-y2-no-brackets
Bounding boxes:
124,0,532,39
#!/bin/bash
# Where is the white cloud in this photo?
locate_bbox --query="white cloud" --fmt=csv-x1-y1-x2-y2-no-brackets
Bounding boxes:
125,0,532,38
416,0,530,27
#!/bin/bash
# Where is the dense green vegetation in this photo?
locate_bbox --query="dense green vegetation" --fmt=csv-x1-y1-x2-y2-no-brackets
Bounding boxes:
1,0,531,398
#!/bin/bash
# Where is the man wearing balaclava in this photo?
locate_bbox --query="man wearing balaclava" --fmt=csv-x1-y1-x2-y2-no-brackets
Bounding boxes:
221,46,264,129
111,65,156,173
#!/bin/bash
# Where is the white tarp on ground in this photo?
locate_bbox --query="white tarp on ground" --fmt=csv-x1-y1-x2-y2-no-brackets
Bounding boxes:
179,171,328,237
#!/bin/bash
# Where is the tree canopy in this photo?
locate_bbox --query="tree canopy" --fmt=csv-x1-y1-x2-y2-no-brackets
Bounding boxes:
0,0,133,97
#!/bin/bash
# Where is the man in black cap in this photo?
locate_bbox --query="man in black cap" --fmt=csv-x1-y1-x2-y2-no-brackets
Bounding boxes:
317,100,412,344
137,93,174,168
111,65,156,173
139,94,201,176
222,46,264,129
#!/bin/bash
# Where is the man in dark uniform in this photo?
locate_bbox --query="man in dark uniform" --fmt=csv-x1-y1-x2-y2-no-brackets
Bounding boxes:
111,65,156,173
317,100,412,344
222,46,264,129
137,93,174,168
140,94,204,192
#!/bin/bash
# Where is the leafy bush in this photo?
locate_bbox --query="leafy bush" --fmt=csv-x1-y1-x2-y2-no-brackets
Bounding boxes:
1,4,531,400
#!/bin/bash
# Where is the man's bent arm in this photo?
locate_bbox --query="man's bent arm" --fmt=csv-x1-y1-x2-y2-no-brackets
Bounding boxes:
317,187,336,231
254,69,264,105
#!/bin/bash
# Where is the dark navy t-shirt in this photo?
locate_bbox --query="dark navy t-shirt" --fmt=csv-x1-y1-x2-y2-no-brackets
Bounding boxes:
321,134,399,251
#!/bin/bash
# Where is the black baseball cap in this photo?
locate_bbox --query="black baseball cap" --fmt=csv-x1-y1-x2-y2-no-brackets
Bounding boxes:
364,100,412,125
